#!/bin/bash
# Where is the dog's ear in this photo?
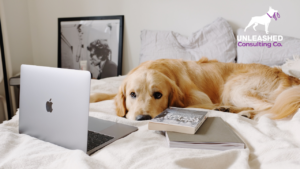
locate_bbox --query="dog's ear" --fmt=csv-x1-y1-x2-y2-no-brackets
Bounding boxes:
115,81,127,117
168,79,185,107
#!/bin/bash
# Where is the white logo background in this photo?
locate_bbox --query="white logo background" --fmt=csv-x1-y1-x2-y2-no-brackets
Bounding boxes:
244,7,279,34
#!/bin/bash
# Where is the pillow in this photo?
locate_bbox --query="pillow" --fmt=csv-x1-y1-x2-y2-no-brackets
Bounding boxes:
139,17,236,63
281,55,300,78
237,29,300,66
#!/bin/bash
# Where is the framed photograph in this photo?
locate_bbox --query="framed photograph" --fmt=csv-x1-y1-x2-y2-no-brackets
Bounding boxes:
58,15,124,79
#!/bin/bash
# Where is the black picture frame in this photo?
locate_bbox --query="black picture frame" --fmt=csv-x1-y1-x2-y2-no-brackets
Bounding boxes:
58,15,124,79
0,21,12,119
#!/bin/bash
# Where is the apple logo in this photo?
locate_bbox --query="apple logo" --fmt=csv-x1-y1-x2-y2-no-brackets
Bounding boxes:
46,98,53,113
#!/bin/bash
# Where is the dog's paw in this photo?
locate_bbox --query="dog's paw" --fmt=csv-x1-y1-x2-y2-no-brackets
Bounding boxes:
89,94,97,103
214,106,230,112
238,111,253,119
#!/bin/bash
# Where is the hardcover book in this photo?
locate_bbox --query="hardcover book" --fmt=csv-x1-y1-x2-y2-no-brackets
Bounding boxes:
148,107,208,134
166,117,245,150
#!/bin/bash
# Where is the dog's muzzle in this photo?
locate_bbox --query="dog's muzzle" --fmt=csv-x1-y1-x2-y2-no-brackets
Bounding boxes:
136,115,152,121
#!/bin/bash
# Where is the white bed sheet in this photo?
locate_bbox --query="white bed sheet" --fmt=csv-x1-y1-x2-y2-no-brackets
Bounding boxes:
1,75,300,169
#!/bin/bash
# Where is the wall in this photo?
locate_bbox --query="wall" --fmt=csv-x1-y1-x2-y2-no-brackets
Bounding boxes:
27,0,122,68
3,0,300,75
27,0,300,74
0,0,35,115
1,0,33,76
120,0,300,73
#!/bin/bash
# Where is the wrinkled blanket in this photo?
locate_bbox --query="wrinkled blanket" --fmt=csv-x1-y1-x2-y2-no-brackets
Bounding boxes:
1,70,300,168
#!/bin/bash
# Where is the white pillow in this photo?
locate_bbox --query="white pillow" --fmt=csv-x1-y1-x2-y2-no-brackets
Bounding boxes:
281,55,300,78
237,29,300,66
139,17,236,63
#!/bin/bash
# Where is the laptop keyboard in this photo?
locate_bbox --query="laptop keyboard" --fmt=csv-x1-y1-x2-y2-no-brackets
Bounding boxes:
87,130,114,152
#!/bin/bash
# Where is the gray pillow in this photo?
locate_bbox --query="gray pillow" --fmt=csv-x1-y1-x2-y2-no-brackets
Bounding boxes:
237,28,300,66
139,17,236,63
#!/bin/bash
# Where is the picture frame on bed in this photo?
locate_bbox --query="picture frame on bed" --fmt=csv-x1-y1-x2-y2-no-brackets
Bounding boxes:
58,15,124,79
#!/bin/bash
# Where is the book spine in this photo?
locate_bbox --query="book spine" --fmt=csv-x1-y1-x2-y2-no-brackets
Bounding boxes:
148,122,194,134
194,115,207,133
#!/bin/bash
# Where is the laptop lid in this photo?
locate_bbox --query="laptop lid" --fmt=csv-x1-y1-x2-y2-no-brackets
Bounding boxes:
19,65,90,152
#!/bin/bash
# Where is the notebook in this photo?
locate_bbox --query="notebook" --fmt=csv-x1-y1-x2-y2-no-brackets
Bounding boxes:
166,117,245,150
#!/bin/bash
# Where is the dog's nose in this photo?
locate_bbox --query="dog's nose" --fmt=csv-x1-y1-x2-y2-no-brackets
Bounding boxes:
136,115,152,121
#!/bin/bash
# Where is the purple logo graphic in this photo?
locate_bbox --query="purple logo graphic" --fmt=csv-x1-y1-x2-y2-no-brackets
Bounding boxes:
267,12,280,21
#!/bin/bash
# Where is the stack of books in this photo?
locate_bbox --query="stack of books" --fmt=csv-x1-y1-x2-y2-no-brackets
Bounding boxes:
148,107,245,151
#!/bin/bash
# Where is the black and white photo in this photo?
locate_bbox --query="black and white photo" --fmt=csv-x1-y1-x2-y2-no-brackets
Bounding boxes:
58,16,123,79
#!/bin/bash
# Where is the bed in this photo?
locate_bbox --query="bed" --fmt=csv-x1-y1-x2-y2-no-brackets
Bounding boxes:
1,18,300,169
1,64,300,169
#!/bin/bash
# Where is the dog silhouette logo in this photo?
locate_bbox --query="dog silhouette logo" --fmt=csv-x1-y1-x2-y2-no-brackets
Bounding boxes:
244,7,280,34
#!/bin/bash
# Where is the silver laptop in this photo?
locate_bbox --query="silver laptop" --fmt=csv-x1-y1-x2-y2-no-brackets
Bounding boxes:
19,65,138,155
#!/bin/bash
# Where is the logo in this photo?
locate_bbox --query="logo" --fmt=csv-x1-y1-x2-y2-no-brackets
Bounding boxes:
238,6,283,48
46,99,53,112
244,7,280,34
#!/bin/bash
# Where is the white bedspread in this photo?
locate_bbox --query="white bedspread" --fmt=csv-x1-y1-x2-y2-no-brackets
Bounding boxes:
1,75,300,169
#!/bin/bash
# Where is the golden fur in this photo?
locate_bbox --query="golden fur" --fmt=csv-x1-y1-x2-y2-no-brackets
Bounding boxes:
90,57,300,120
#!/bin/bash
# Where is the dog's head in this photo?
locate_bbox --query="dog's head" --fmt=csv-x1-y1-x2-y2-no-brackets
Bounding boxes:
269,7,278,15
114,69,184,120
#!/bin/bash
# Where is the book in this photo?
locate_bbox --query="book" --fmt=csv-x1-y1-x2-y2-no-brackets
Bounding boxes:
148,107,208,134
9,75,20,86
166,117,245,151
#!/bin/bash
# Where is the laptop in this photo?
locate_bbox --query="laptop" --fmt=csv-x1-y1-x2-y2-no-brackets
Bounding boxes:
19,65,138,155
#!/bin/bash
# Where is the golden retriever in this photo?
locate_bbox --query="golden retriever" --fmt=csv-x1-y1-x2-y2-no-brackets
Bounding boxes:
90,57,300,121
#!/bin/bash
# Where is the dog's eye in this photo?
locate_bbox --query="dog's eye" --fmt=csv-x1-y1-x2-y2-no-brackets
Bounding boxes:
130,92,136,98
153,92,162,99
